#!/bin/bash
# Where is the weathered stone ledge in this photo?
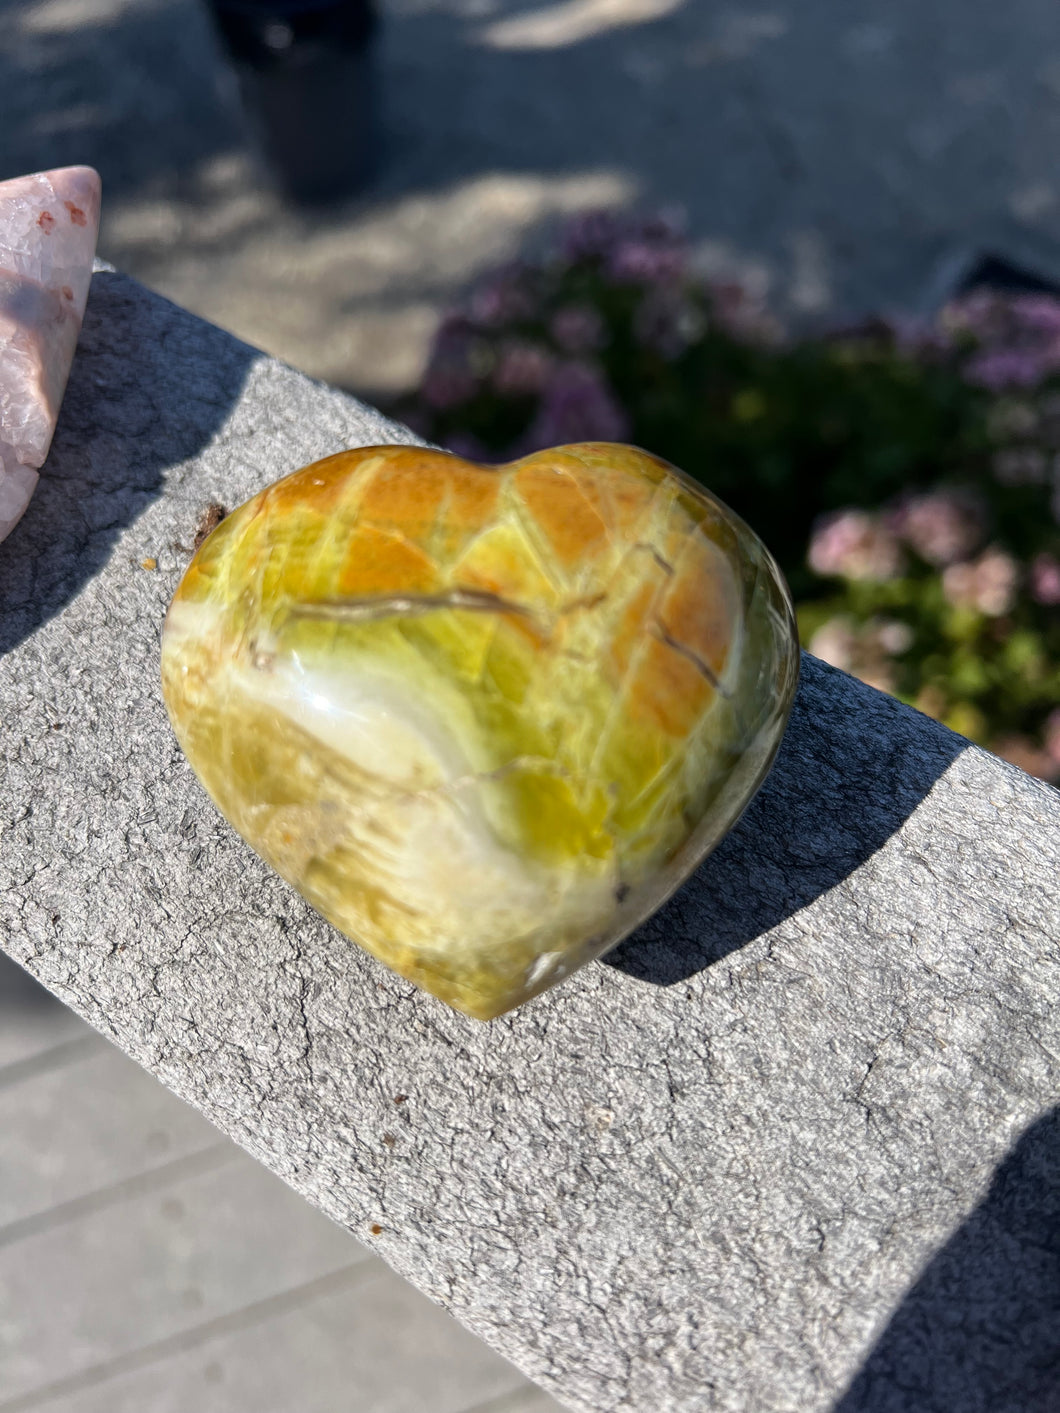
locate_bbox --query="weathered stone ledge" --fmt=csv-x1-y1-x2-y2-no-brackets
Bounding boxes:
2,271,1058,1413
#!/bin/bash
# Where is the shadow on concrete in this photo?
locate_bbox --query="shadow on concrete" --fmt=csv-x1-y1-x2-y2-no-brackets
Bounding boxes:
0,0,244,199
0,270,256,656
834,1105,1060,1413
606,655,967,984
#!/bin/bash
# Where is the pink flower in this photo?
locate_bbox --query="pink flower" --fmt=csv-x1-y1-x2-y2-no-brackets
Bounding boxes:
888,489,984,566
808,617,857,672
875,620,914,655
515,363,630,454
1029,552,1060,605
492,340,553,397
992,735,1057,780
807,510,903,581
808,615,911,694
942,547,1019,616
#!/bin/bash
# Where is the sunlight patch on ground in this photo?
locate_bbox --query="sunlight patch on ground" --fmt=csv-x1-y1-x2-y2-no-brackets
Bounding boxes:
19,0,149,35
477,0,683,51
102,167,637,392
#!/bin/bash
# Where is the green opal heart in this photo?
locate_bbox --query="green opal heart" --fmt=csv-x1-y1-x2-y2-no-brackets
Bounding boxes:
161,441,798,1018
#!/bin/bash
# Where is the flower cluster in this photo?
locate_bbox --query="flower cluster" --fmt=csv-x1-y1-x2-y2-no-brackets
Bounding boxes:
398,211,1060,781
943,292,1060,391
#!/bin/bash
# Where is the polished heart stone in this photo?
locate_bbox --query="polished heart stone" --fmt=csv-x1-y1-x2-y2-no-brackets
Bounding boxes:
161,442,798,1019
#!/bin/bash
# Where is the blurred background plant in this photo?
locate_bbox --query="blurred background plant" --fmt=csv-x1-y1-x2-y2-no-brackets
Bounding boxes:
397,212,1060,782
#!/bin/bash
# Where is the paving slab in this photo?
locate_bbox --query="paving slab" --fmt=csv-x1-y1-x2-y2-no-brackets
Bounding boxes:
0,1039,220,1228
0,1155,367,1406
31,1260,542,1413
2,271,1059,1413
0,953,90,1070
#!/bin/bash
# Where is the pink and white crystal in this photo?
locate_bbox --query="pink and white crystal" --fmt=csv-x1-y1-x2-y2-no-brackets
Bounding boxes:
0,165,101,542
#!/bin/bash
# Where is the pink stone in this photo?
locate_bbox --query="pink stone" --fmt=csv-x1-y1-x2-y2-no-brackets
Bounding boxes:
0,166,101,542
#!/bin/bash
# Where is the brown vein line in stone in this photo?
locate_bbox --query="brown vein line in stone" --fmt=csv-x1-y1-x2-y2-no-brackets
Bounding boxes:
651,622,732,698
286,588,538,625
632,541,676,576
558,591,608,615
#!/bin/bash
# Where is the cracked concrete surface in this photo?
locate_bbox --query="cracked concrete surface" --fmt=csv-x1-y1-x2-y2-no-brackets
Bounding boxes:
2,272,1059,1411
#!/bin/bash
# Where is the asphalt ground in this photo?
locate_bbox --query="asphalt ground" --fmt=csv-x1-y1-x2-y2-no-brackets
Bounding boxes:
3,0,1059,394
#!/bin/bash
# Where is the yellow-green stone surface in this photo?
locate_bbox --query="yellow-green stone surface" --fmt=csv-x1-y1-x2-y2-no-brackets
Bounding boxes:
161,442,798,1019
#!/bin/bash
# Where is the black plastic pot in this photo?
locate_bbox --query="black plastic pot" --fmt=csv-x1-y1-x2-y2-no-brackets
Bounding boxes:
205,0,378,203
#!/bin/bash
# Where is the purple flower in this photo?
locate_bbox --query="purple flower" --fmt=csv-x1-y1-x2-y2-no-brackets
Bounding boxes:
942,547,1019,616
807,510,903,582
1010,295,1060,337
964,348,1050,391
946,291,1060,390
467,264,536,327
550,304,606,354
607,238,686,285
559,209,688,277
515,363,630,454
420,317,483,410
421,364,478,411
432,313,475,355
1029,551,1060,605
561,210,624,262
942,290,1006,342
492,340,554,397
442,430,492,463
888,489,984,566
